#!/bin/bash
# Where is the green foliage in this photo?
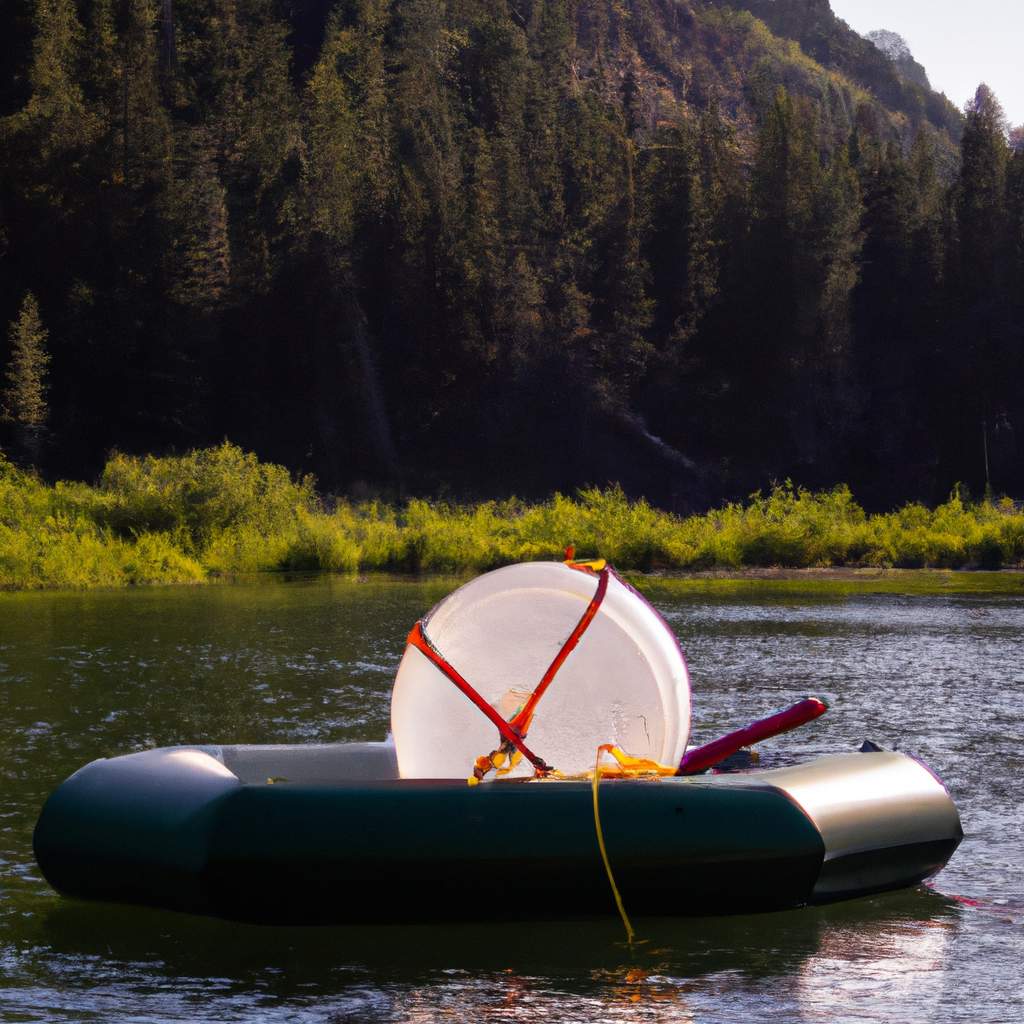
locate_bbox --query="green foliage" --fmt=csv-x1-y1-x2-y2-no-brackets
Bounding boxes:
0,453,204,588
2,448,1023,590
96,442,317,550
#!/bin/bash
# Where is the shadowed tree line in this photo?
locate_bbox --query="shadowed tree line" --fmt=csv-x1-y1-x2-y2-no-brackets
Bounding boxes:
1,1,1021,510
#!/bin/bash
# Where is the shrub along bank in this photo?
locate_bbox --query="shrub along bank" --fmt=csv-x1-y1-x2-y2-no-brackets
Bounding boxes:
2,444,1023,589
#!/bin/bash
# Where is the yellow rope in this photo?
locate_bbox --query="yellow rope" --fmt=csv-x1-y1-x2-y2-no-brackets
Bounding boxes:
592,744,636,946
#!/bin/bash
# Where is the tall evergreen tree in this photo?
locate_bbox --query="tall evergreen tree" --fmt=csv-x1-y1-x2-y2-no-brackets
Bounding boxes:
999,134,1024,492
1,0,97,162
589,124,653,401
956,85,1010,291
85,0,119,124
739,88,823,473
163,128,230,310
178,0,297,296
1008,146,1024,306
807,140,861,454
303,10,362,253
641,122,716,354
944,84,1013,492
3,293,50,428
2,292,51,467
850,141,923,501
117,0,172,190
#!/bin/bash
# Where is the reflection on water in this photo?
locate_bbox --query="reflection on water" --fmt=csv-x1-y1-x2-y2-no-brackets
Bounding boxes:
1,578,1022,1023
4,891,966,1023
795,908,955,1023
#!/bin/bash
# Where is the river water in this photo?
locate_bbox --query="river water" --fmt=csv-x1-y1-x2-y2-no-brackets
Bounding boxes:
1,576,1022,1023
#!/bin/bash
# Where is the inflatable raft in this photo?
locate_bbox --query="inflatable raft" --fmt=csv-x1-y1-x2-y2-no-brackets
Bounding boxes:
33,561,963,923
33,740,962,924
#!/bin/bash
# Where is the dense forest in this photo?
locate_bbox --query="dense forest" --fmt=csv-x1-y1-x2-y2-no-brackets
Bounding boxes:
1,0,1022,510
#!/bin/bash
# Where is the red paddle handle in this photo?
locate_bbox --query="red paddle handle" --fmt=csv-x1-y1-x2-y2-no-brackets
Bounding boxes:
676,697,828,776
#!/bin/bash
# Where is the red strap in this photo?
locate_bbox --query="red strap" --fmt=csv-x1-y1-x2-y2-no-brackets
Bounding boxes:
406,621,553,775
510,567,610,735
407,566,612,775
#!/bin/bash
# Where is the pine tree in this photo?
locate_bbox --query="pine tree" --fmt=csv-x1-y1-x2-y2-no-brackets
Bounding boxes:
1,0,101,233
641,121,717,353
163,128,231,310
3,294,50,428
1008,147,1024,300
730,88,865,483
1006,147,1024,492
304,10,362,253
597,133,654,397
179,0,297,296
850,141,920,497
456,127,503,363
904,132,948,491
297,1,400,482
1,0,97,160
186,0,295,184
740,89,821,465
80,0,173,190
85,0,119,124
956,84,1009,303
945,84,1013,492
749,88,821,325
813,141,862,369
387,0,467,441
350,0,395,220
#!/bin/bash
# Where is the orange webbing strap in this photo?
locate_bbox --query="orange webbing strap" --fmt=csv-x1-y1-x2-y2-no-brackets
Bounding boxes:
405,620,553,777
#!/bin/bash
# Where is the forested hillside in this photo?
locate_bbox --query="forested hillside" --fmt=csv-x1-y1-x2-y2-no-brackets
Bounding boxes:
1,0,1021,510
726,1,962,144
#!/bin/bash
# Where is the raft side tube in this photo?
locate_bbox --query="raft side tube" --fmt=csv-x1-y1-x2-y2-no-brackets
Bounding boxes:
33,747,241,913
203,779,826,923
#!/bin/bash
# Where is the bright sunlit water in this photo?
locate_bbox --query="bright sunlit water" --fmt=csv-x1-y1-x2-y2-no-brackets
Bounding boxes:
1,576,1022,1023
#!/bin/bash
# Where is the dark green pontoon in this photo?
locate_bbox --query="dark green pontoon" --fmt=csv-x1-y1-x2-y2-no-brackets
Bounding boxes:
33,742,962,924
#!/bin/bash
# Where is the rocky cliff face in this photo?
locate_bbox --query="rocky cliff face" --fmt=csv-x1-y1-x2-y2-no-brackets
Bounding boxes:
707,0,960,140
531,1,963,172
866,29,931,91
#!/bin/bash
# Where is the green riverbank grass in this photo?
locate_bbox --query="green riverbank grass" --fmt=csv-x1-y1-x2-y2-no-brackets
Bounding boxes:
3,444,1024,590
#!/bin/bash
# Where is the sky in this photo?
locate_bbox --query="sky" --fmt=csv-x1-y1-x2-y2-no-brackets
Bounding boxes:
828,0,1023,127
